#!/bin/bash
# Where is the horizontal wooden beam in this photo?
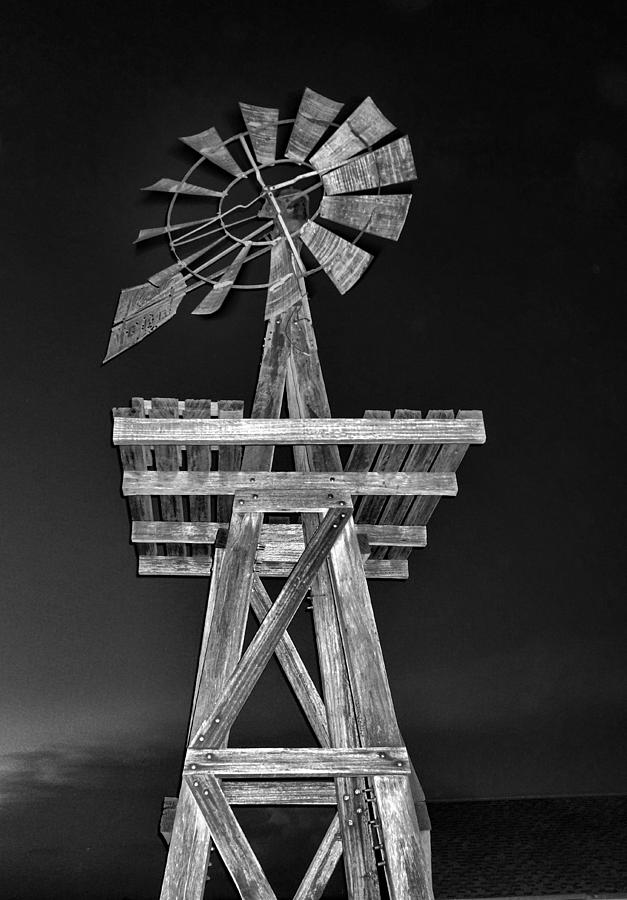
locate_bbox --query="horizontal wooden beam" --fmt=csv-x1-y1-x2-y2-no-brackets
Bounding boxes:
132,521,427,547
137,556,409,579
184,747,410,777
123,470,457,497
113,414,485,446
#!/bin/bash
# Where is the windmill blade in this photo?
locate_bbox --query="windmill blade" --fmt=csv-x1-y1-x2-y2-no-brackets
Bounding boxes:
322,136,416,195
239,103,279,165
264,237,305,319
148,245,216,287
299,220,372,295
318,194,412,241
310,97,395,172
191,245,250,315
141,178,224,198
285,87,344,163
104,273,187,363
134,217,218,244
179,126,243,177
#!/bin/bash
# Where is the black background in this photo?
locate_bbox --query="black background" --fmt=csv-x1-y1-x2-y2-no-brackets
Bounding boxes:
1,1,625,896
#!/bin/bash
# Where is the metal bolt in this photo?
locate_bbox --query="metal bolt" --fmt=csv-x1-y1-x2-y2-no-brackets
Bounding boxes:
198,736,204,742
354,788,361,795
252,493,258,499
356,807,363,814
343,794,350,801
333,524,338,528
396,761,403,768
193,781,199,787
203,789,209,796
327,493,334,499
239,499,245,505
249,477,255,482
191,764,197,770
329,476,335,482
378,752,386,758
347,819,354,826
340,513,346,519
339,500,346,506
214,717,221,723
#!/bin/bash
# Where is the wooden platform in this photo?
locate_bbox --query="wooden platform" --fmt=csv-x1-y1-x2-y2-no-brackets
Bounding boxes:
113,398,484,580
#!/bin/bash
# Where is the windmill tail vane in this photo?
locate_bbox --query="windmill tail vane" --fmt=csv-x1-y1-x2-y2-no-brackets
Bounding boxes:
103,88,417,364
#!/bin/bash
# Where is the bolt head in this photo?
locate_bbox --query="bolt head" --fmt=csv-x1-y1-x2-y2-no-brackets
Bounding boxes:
327,493,334,499
354,788,361,794
343,794,350,801
203,789,209,796
198,736,204,742
238,499,245,505
214,717,220,723
347,819,354,826
252,493,258,499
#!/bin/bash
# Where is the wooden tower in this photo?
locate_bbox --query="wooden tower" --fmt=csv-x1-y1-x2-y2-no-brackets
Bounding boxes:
106,90,486,899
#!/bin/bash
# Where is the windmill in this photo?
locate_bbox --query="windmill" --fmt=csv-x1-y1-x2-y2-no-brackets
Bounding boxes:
108,88,486,899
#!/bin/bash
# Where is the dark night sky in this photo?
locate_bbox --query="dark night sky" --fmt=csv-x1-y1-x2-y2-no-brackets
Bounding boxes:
1,1,626,897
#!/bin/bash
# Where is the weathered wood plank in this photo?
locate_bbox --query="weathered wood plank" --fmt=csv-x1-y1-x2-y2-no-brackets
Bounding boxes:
216,400,244,522
373,774,432,900
389,410,480,560
183,399,212,560
131,521,426,547
328,518,432,898
159,780,210,900
299,219,373,295
141,177,224,198
345,410,390,473
239,102,279,165
286,87,343,163
356,409,420,524
318,194,411,241
137,556,408,579
371,410,451,560
189,775,277,900
151,398,186,557
123,470,457,496
113,414,486,446
190,507,352,748
293,813,343,900
311,96,395,171
249,576,330,747
114,399,156,556
265,237,304,319
185,747,410,777
322,136,417,195
191,245,249,315
179,126,243,176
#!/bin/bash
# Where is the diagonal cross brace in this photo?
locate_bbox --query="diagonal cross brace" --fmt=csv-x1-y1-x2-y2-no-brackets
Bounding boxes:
190,504,353,748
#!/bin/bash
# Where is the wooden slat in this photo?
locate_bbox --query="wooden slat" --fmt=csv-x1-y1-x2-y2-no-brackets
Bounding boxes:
318,194,411,241
141,177,223,198
189,775,277,900
293,813,343,900
286,87,343,163
345,410,390,472
151,398,186,557
183,399,212,560
355,409,419,524
114,399,156,556
123,470,457,496
371,410,451,560
249,577,330,748
131,521,426,547
310,96,395,171
191,245,249,315
216,400,244,522
137,557,408,579
322,136,417,195
159,781,210,899
179,126,243,176
239,102,279,165
185,747,410,777
222,780,336,805
190,507,352,748
113,414,486,446
299,219,373,295
389,410,479,561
